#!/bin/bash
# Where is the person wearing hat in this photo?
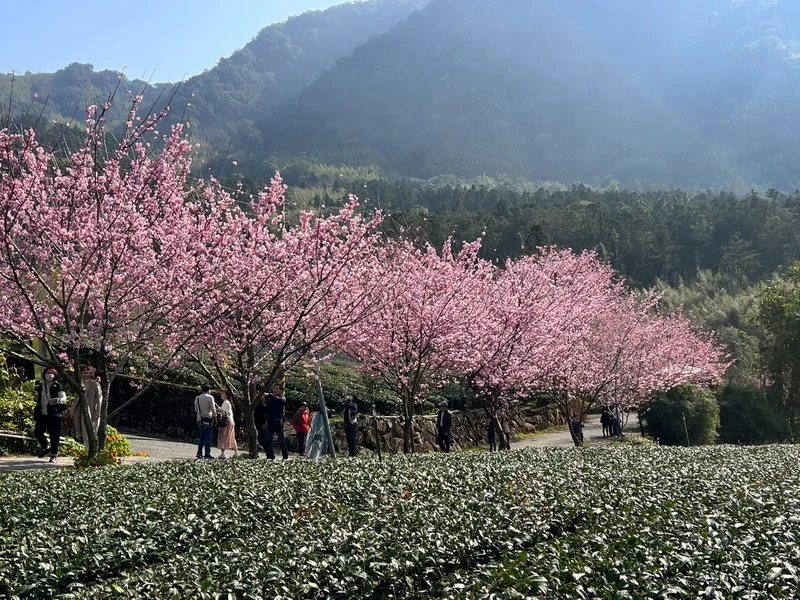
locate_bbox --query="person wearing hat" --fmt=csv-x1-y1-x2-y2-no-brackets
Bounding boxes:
343,396,359,457
436,400,452,453
263,381,289,460
291,400,312,456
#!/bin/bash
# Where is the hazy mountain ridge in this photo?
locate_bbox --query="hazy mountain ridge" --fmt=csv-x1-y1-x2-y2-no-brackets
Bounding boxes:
255,0,800,189
0,0,427,152
3,0,800,189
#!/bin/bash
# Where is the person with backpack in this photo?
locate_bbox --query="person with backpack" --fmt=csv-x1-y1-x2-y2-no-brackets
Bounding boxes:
216,391,237,459
264,381,289,460
33,368,67,462
195,384,216,459
291,401,311,456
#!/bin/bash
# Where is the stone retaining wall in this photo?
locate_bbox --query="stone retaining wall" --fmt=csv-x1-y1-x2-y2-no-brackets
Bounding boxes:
322,404,567,455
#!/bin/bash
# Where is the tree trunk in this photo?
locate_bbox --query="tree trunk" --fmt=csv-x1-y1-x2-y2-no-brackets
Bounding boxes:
244,403,259,458
402,390,415,454
557,396,583,448
491,411,508,450
76,389,99,458
96,378,112,455
241,381,260,459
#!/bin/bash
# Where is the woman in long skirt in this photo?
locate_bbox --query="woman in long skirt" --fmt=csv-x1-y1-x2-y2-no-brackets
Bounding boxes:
216,391,238,459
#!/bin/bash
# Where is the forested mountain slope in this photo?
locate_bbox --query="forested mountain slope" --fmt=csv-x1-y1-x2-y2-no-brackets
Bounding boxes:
259,0,800,189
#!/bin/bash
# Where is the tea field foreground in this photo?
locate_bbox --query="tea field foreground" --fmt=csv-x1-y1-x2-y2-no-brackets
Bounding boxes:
1,447,798,599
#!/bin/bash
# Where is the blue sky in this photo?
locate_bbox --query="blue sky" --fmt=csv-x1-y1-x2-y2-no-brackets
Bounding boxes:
1,0,345,82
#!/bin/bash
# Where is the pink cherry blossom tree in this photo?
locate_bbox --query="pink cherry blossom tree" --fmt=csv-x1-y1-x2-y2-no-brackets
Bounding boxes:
456,248,624,448
0,97,228,458
345,239,490,453
187,179,387,457
553,288,729,445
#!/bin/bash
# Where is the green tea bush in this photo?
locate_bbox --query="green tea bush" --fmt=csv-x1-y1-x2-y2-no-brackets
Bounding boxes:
645,384,720,446
718,384,790,444
1,446,799,598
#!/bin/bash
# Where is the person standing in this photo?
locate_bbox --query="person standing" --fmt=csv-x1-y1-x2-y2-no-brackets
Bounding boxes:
253,388,268,457
264,382,289,460
216,391,237,459
33,368,67,462
601,408,612,438
291,401,311,456
436,400,452,453
71,366,103,445
488,415,497,452
501,411,512,450
195,385,216,459
343,396,359,457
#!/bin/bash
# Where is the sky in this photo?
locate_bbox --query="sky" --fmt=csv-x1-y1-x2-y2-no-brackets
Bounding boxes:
0,0,345,82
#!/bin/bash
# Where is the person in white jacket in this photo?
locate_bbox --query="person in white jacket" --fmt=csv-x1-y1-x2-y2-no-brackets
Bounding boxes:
195,385,216,459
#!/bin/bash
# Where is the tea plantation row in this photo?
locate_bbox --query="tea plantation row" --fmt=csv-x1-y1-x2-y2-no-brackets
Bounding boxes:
1,446,798,598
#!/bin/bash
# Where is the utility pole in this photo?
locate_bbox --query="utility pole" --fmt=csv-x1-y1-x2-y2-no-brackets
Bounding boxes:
682,413,691,447
313,361,336,459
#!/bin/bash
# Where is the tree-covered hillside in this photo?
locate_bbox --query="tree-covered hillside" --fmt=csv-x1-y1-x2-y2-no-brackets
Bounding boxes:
259,0,800,189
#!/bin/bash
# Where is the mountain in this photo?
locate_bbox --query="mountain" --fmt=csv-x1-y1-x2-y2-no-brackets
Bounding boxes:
0,0,428,153
258,0,800,189
4,0,800,189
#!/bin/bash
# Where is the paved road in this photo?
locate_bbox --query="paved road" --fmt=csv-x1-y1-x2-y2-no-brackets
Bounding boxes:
513,413,602,448
1,415,633,473
125,433,206,461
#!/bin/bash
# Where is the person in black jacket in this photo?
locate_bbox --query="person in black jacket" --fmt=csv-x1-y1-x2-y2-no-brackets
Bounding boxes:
600,408,612,438
253,390,268,456
343,396,359,457
488,415,497,452
264,382,289,460
33,368,66,462
436,401,452,453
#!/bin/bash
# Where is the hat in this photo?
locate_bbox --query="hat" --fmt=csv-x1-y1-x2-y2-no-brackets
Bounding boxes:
300,401,308,407
438,401,448,408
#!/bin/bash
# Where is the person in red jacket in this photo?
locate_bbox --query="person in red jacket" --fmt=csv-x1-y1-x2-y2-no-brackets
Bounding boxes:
291,401,312,456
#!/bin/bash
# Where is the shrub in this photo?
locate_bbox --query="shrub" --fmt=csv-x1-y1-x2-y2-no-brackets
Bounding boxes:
0,387,34,432
644,384,720,446
717,384,790,444
0,355,34,433
74,448,121,468
58,426,142,465
0,447,798,598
